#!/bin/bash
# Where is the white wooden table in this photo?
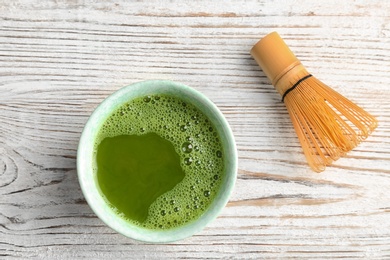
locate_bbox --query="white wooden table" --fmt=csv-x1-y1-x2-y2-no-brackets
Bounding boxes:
1,1,390,258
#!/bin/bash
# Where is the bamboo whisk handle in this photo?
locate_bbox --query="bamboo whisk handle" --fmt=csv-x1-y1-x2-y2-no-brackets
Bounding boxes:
250,32,310,97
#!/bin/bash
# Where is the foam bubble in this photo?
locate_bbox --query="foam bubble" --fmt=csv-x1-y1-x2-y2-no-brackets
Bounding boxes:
181,142,193,154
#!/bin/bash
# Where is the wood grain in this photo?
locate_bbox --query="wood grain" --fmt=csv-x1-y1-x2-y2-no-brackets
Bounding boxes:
1,0,390,259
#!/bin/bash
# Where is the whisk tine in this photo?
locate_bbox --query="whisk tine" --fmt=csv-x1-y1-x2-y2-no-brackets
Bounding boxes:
250,32,377,172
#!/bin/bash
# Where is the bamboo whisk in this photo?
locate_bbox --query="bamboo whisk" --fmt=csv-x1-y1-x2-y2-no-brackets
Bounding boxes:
250,32,378,172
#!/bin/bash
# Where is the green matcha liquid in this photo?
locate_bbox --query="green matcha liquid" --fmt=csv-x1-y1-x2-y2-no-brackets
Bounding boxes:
94,94,224,230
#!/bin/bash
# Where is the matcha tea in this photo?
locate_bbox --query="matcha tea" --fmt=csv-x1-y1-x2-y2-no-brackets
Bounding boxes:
94,94,224,230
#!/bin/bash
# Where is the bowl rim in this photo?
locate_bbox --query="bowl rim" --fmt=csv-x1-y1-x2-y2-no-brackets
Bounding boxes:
77,80,237,243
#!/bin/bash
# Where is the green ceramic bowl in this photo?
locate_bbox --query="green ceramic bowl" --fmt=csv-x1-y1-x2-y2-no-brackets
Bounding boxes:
77,80,237,243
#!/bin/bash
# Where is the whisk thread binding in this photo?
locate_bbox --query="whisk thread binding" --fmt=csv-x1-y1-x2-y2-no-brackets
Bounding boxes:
282,74,313,102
